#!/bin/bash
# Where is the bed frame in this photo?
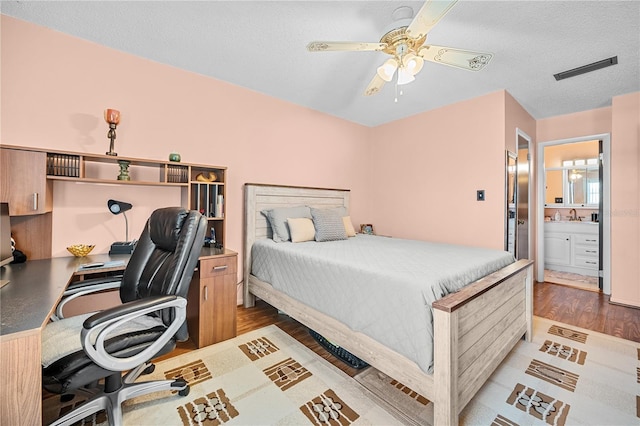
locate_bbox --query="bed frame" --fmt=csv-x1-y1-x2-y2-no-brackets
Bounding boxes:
243,183,533,425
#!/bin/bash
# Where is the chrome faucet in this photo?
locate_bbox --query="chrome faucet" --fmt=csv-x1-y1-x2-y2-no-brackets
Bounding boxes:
569,208,578,221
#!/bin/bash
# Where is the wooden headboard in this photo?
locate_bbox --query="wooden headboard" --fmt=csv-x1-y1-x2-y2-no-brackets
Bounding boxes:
243,184,350,305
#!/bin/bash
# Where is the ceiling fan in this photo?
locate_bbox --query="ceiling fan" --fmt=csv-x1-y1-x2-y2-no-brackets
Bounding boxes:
307,0,493,97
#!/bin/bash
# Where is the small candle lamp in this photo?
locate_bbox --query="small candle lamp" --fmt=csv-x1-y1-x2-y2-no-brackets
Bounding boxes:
104,108,121,156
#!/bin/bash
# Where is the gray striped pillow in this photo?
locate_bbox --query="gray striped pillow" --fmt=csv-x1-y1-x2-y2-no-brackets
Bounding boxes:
310,208,347,242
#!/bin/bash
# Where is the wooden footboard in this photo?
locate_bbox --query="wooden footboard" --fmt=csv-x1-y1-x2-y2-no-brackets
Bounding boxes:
432,258,533,424
243,183,534,425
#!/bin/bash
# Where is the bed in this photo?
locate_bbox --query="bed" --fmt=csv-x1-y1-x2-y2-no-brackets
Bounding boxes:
243,183,533,425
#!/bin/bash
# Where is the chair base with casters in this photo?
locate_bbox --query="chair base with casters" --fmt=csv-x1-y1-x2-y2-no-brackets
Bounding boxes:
50,361,190,426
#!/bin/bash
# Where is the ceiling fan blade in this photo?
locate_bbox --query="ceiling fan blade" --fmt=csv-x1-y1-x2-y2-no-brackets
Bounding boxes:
364,74,386,96
307,41,386,52
406,0,459,39
418,45,493,71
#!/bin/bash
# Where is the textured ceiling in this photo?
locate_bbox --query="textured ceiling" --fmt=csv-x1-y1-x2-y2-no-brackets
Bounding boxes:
2,1,639,127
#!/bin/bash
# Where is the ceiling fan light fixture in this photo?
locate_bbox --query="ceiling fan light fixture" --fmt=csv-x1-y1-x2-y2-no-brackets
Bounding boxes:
403,54,424,75
397,67,415,85
308,0,493,98
377,58,398,82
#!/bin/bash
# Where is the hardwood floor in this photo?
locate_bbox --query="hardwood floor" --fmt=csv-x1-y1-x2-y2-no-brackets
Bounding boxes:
533,281,640,342
172,280,640,378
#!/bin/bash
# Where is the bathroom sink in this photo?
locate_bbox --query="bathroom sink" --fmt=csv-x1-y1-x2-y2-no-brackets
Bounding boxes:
548,220,598,224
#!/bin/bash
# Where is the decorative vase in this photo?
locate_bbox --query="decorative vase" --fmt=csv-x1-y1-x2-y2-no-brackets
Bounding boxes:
117,160,131,181
169,152,181,162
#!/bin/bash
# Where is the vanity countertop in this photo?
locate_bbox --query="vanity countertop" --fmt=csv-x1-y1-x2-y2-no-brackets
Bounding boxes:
546,220,598,224
545,220,599,234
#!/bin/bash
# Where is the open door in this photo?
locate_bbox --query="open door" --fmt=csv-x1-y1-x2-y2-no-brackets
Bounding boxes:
598,140,603,290
505,151,517,257
516,132,530,259
506,130,532,261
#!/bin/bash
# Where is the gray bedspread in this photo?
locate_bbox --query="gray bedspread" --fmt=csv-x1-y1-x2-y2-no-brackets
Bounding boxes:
251,234,515,373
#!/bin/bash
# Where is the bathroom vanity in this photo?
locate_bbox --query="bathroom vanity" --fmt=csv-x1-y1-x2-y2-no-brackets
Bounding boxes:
544,221,599,276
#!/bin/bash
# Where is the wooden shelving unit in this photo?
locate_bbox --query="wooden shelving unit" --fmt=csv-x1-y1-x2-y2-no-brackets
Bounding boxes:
1,145,228,257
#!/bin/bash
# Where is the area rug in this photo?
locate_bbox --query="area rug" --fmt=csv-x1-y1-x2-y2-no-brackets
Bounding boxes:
44,324,399,425
44,317,640,425
355,316,640,425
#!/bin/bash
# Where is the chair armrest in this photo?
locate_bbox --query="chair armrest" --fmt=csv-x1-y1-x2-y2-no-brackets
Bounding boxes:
83,295,177,329
64,276,123,295
52,276,123,321
80,296,187,371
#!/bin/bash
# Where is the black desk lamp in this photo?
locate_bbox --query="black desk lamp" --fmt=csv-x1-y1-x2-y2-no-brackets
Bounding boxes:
107,199,136,255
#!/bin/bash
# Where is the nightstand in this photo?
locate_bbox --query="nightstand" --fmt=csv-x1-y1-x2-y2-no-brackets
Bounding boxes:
187,248,238,348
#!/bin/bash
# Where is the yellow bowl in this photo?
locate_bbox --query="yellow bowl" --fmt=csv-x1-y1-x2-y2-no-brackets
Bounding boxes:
67,244,95,257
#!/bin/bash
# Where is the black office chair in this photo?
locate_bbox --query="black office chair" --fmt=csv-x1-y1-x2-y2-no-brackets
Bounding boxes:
42,207,207,426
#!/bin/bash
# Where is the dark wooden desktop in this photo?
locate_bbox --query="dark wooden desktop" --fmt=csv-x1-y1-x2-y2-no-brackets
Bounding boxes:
0,253,129,425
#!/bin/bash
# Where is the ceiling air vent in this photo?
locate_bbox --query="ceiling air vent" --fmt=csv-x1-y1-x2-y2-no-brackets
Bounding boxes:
554,56,618,81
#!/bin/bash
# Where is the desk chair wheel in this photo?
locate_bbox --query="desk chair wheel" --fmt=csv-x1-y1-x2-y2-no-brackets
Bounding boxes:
142,364,155,375
173,379,190,397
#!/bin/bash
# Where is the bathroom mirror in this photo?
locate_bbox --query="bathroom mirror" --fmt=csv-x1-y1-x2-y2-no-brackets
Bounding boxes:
567,169,585,204
565,166,599,206
586,168,600,204
543,140,600,207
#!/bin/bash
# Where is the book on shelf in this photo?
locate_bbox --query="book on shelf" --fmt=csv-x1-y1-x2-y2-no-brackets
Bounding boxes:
47,153,80,177
167,164,187,183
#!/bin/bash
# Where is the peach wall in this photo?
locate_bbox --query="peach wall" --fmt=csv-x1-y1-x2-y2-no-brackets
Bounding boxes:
610,92,640,306
367,91,536,251
537,107,612,142
543,140,599,168
368,91,506,249
504,91,536,154
1,16,371,278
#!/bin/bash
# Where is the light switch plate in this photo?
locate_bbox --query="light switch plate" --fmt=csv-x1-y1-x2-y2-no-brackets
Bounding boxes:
477,190,485,201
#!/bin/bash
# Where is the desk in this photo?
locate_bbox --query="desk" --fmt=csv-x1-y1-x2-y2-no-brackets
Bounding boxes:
0,254,128,425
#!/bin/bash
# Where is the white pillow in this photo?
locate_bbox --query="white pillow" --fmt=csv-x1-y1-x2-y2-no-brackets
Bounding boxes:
287,217,316,243
342,216,356,237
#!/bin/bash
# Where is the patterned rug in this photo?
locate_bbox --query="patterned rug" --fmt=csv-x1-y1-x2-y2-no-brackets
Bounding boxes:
43,324,398,425
43,317,640,425
355,316,640,425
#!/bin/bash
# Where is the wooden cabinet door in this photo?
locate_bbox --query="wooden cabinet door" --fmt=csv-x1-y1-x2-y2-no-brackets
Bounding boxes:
0,149,52,215
544,232,571,266
213,271,237,342
187,253,238,348
197,276,216,346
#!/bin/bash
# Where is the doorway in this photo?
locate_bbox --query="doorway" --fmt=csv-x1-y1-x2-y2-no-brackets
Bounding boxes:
536,134,611,294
